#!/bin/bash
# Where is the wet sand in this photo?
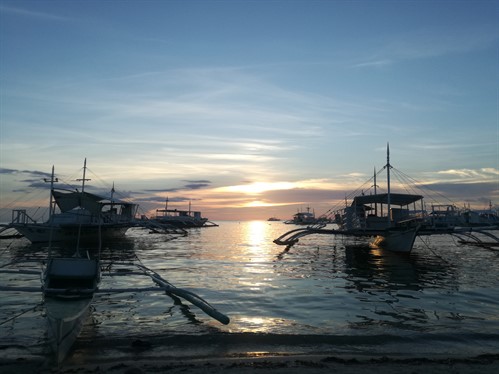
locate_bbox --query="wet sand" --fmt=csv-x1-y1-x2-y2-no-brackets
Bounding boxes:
2,353,499,374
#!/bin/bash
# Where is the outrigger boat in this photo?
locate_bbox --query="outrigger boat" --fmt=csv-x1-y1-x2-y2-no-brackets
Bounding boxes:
274,144,499,253
44,256,100,364
37,163,102,364
154,198,218,228
7,159,138,244
1,254,230,364
283,207,329,225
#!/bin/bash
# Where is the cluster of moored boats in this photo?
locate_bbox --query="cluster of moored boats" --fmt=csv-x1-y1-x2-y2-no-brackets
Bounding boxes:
0,160,228,365
274,145,499,252
1,146,498,365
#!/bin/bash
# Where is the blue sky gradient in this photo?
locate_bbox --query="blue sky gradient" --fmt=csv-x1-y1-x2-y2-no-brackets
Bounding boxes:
1,0,498,220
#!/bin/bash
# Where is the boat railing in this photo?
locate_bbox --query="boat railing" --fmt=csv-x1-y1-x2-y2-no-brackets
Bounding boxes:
11,209,38,225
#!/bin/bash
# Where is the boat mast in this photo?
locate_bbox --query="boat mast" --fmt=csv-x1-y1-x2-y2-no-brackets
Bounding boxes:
373,167,378,216
77,158,89,195
44,166,58,223
75,158,91,256
386,143,391,227
44,165,58,256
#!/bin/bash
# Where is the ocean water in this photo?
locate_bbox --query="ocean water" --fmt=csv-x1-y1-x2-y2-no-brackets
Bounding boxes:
1,221,499,364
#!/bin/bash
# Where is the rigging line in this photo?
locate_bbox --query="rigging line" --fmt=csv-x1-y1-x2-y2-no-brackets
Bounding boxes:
85,168,135,203
0,303,43,326
392,167,457,205
418,236,450,265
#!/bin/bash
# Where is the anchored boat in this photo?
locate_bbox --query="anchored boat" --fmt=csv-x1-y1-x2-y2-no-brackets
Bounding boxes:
154,198,218,228
8,159,138,244
43,256,100,364
275,144,423,252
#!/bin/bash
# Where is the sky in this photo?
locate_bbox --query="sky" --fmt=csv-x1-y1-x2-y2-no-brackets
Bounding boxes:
0,0,498,221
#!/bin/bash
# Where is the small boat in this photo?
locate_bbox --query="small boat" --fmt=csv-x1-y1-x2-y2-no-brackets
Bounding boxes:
284,207,319,225
267,217,281,221
8,159,138,244
43,256,100,365
2,256,230,365
154,199,218,228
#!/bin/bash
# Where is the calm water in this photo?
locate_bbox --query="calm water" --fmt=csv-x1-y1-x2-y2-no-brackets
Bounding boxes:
1,221,499,363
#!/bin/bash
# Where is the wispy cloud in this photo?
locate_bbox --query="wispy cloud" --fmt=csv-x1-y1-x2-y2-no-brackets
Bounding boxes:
353,24,499,68
437,168,499,180
0,5,71,21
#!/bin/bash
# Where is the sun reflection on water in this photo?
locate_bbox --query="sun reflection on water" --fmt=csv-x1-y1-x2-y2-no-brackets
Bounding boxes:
244,220,267,249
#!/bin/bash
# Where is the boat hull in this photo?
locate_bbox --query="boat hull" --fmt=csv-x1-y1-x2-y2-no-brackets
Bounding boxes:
370,228,419,253
12,223,130,243
154,217,208,228
45,296,93,364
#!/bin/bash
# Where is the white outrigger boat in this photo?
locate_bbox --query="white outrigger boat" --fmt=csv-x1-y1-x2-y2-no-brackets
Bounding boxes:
274,144,499,253
154,198,218,228
6,159,138,244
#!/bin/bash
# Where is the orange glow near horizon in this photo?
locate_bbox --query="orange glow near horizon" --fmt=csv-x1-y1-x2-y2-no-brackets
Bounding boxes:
219,181,296,195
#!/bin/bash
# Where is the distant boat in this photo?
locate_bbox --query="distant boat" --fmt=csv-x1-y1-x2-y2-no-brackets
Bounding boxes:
423,203,499,230
8,160,138,244
154,199,218,228
462,202,499,227
284,207,326,225
267,217,281,221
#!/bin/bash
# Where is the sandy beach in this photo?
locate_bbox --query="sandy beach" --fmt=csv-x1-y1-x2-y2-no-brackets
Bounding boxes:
2,353,499,374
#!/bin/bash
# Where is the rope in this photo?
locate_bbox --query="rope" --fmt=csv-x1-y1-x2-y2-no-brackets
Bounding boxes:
418,235,450,265
0,303,43,326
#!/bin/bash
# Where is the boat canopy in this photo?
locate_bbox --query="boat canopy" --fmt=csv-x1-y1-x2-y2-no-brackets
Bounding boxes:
352,193,423,207
52,190,134,215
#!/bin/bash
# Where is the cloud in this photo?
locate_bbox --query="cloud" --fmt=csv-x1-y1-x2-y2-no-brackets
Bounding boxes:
436,168,499,180
353,24,499,68
0,167,48,176
0,168,18,174
183,183,211,190
182,179,211,183
0,5,71,21
353,59,394,68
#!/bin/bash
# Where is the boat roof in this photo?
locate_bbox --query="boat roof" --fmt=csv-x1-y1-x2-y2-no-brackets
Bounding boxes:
352,193,423,207
52,190,135,214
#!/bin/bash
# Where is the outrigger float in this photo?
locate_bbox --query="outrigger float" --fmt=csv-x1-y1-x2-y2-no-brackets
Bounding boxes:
274,144,499,253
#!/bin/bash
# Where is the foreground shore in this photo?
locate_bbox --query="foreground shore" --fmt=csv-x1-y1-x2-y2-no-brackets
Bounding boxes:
2,353,499,374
